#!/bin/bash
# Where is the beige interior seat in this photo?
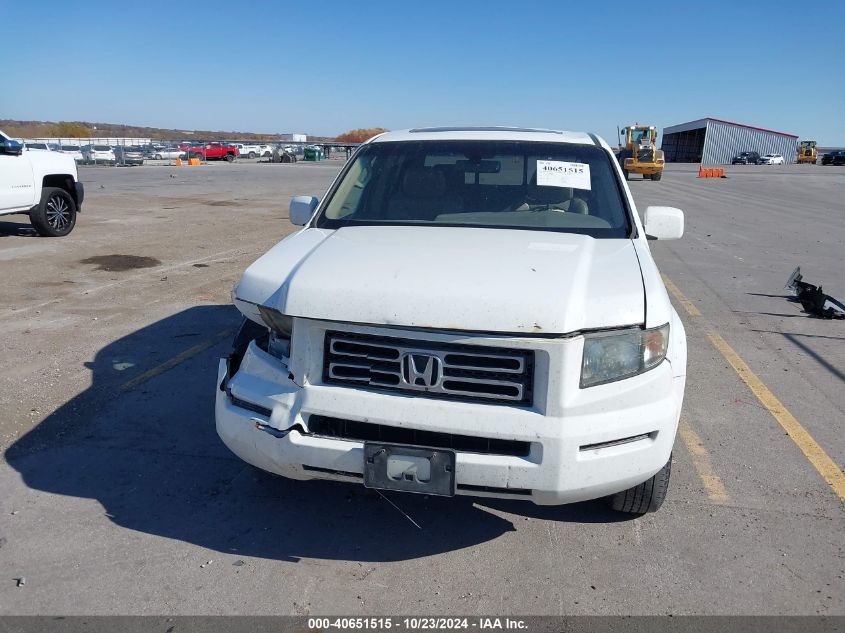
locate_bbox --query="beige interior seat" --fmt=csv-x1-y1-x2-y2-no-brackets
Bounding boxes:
387,167,462,220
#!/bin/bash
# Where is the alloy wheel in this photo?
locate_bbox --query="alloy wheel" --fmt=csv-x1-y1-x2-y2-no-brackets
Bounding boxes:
46,194,72,230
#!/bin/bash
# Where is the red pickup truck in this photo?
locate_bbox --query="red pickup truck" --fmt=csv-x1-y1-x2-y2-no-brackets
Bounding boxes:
187,142,239,162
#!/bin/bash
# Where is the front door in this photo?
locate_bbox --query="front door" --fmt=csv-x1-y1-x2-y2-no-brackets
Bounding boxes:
0,142,35,211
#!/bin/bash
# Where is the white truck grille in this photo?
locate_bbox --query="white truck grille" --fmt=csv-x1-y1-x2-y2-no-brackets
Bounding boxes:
323,331,534,406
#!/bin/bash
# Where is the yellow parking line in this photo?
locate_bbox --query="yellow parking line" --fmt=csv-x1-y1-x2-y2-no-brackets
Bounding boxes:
661,273,702,316
708,332,845,504
664,272,845,504
678,417,730,504
120,329,234,392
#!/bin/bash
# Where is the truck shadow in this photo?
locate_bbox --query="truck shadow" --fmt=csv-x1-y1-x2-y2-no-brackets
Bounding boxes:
5,305,626,564
0,219,38,237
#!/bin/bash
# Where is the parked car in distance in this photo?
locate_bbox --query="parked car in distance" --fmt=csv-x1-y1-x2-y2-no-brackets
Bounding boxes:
1,129,85,236
731,151,760,165
82,144,116,165
151,147,185,160
218,126,688,516
232,143,261,159
271,145,297,163
188,142,239,162
142,144,164,158
114,145,145,166
24,142,51,151
258,144,274,158
821,150,845,166
60,145,84,162
758,153,784,165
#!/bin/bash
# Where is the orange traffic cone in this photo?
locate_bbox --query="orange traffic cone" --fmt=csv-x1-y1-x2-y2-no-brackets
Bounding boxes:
698,164,704,178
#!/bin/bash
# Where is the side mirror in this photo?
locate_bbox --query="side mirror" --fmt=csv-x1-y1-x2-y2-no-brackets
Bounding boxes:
1,139,24,156
289,195,319,226
644,206,684,240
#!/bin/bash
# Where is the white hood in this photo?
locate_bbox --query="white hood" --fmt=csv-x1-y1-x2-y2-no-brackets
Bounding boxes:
234,226,645,334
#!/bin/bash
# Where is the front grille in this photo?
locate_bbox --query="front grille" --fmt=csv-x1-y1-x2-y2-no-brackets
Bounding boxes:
308,415,532,457
323,331,534,406
637,148,655,162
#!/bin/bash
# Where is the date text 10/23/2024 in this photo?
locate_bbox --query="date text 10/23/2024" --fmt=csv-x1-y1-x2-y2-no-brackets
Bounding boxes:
306,618,529,630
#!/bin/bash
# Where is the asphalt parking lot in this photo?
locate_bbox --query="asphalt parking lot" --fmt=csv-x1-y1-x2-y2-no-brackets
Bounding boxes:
0,161,843,615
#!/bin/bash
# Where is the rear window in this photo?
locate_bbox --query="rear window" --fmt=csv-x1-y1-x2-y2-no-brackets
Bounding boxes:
315,140,631,238
61,146,78,151
93,145,111,151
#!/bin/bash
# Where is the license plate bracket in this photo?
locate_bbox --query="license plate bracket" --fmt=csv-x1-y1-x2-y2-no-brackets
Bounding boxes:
363,442,456,497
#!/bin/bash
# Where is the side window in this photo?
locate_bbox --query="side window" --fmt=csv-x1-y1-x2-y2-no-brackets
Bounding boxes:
324,156,372,219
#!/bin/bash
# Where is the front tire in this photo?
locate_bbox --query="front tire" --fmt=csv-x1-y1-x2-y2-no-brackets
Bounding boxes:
248,151,256,159
226,154,235,162
31,187,77,237
608,455,671,515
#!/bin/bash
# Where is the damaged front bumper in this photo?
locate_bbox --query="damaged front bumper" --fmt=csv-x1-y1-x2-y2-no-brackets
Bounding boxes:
215,319,686,506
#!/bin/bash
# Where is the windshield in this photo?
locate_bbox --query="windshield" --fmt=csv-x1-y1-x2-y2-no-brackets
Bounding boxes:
27,143,48,150
315,141,631,238
629,128,650,142
61,146,79,151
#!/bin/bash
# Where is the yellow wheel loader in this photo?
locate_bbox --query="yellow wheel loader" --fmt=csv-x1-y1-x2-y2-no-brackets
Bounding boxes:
797,140,817,165
618,124,665,181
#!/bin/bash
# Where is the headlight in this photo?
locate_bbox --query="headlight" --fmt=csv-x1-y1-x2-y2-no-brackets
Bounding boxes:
580,323,669,388
257,305,293,359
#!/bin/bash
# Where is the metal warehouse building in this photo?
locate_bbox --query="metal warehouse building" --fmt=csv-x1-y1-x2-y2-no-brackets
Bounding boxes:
661,118,799,164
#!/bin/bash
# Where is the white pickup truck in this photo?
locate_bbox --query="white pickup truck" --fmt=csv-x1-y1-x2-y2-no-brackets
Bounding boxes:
1,130,84,236
234,143,262,159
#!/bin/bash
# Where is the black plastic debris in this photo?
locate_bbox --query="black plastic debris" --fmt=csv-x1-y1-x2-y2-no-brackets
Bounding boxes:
785,267,845,319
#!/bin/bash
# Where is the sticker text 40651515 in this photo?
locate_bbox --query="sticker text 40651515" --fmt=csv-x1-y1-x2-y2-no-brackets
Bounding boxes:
536,160,591,190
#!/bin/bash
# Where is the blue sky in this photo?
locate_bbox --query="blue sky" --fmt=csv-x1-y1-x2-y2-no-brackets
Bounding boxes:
2,1,844,144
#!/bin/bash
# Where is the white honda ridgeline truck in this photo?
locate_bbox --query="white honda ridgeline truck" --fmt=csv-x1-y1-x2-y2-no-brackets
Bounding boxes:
1,130,84,236
217,127,687,515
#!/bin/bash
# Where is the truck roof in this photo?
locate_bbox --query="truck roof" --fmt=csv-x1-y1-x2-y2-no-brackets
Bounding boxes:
370,127,603,147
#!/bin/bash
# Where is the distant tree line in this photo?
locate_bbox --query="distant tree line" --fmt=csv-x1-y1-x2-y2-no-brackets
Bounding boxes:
1,119,388,143
335,128,389,143
1,120,93,138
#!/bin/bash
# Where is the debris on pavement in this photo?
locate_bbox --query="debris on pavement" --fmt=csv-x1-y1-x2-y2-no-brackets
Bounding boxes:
785,267,845,319
16,577,26,587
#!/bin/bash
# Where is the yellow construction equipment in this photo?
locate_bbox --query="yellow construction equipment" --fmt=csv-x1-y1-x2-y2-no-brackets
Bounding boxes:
618,124,665,181
797,140,817,164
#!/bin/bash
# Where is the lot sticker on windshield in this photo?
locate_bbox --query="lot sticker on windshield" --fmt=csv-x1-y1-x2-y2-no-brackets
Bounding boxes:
536,160,591,190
